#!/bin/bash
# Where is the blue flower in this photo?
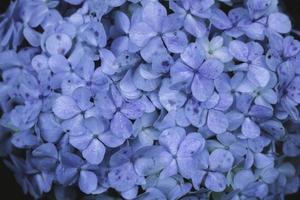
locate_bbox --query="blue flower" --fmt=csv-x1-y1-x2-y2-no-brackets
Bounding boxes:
1,0,300,199
95,85,145,139
52,86,94,120
108,147,145,199
129,1,188,61
169,0,209,37
197,36,233,63
69,116,125,164
55,151,99,194
171,43,224,102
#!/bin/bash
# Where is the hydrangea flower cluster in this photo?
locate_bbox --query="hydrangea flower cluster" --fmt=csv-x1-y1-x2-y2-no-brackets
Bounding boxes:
1,0,300,199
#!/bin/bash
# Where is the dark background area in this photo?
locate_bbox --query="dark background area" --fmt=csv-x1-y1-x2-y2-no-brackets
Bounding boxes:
0,0,300,199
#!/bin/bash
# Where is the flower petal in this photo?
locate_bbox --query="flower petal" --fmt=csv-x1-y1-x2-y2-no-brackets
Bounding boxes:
210,8,232,30
199,58,224,79
79,170,98,194
233,169,256,190
159,127,186,155
38,113,63,143
181,43,204,69
229,40,249,62
82,139,105,165
52,96,80,120
205,172,226,192
268,12,291,34
162,30,188,53
241,117,260,139
184,14,206,38
247,66,270,87
177,133,205,157
209,149,234,172
45,33,72,55
191,75,214,102
129,22,156,47
207,110,228,134
110,112,133,139
142,1,167,32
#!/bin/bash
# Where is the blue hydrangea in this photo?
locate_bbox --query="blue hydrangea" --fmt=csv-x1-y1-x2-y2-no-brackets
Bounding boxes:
1,0,300,199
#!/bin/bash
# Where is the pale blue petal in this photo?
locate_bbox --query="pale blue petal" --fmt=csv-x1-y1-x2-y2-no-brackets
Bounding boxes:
184,98,207,127
48,54,70,73
38,113,63,143
23,27,41,47
177,133,205,157
240,22,265,41
170,61,194,86
99,131,125,148
243,182,268,199
134,146,172,176
162,31,188,53
159,127,186,155
114,11,130,33
162,13,184,33
254,153,274,169
247,66,270,87
121,101,145,119
199,58,224,79
184,15,206,38
45,33,72,55
79,170,98,194
142,1,167,32
110,112,133,139
229,40,249,62
11,131,38,148
181,43,204,69
69,134,93,150
159,79,187,111
108,163,138,192
192,75,214,102
82,139,105,165
210,8,232,30
209,149,234,172
260,120,285,139
140,37,166,63
72,87,93,111
241,117,260,139
129,22,156,47
100,49,119,75
233,169,256,190
207,110,228,134
205,172,226,192
268,12,291,34
52,96,80,119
